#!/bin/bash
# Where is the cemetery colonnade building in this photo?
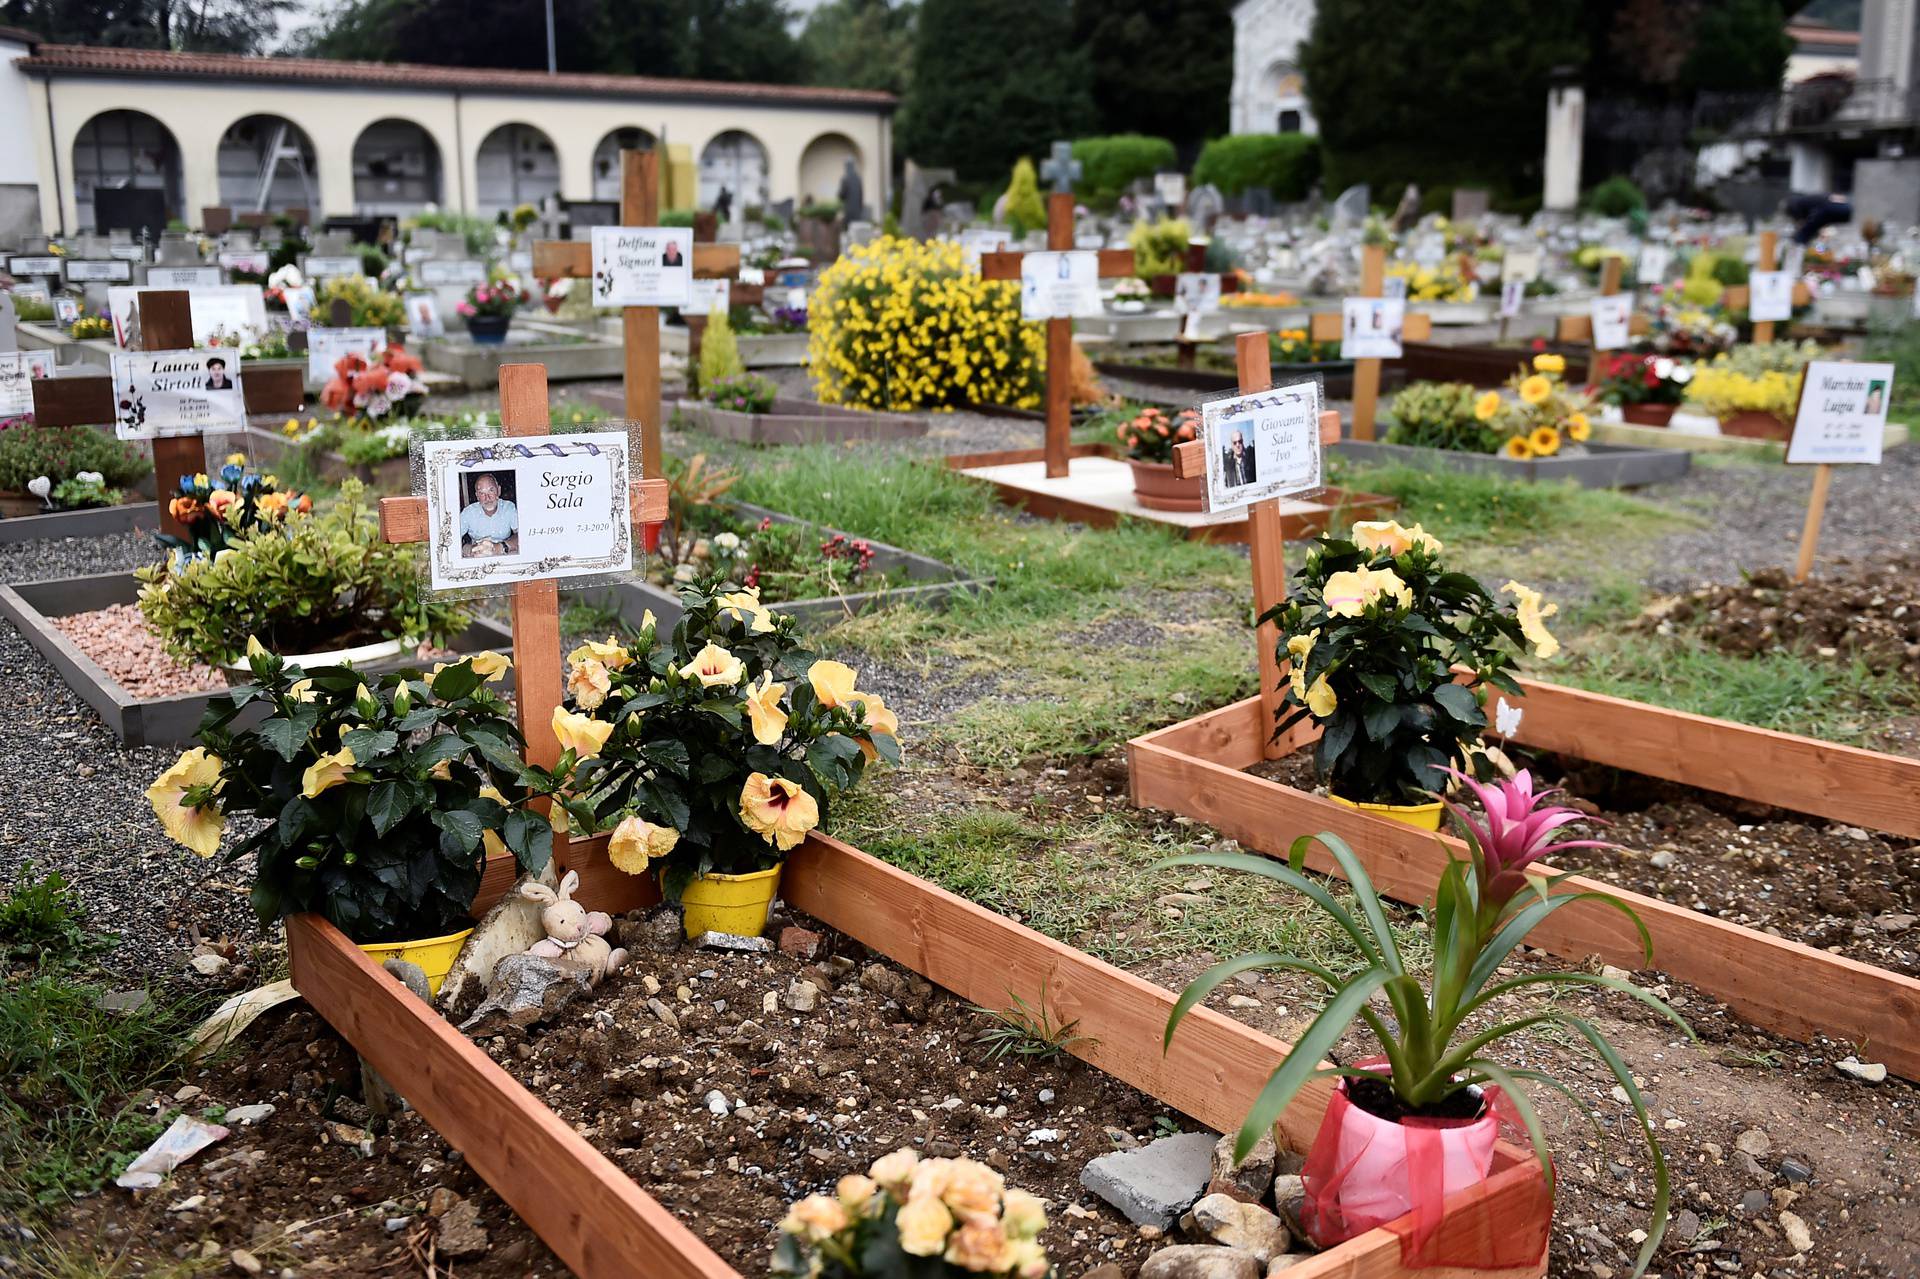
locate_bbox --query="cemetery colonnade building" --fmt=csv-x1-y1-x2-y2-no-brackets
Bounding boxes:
14,45,894,234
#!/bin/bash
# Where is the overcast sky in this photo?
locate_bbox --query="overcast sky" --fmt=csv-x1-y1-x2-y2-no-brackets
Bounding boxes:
273,0,830,54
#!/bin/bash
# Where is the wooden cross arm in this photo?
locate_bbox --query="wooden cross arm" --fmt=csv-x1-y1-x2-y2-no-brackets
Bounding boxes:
979,248,1136,282
378,477,669,544
30,364,307,429
1718,281,1814,312
1555,313,1655,343
531,241,742,281
1307,312,1434,343
1170,410,1343,481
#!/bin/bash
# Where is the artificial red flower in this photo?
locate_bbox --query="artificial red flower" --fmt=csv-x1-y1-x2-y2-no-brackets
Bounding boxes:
320,378,351,411
384,346,422,375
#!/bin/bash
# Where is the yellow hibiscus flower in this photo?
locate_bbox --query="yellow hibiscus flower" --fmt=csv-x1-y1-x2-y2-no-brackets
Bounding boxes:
301,746,357,798
146,747,226,857
744,672,790,746
1529,426,1562,456
1503,435,1535,460
718,589,776,634
1303,674,1337,717
566,657,611,711
738,772,820,850
1474,391,1500,421
894,1195,954,1258
1519,374,1552,405
551,706,614,760
469,651,512,682
607,814,680,874
567,635,631,671
807,659,858,708
478,783,510,858
779,1193,848,1243
678,642,745,688
1351,519,1444,558
1322,566,1412,617
1502,580,1561,659
846,691,899,761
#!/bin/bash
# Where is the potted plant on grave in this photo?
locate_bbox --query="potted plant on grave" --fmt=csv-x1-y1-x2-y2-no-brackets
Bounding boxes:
1268,328,1349,374
705,372,779,415
1110,405,1203,512
553,578,899,938
773,1148,1051,1279
1681,340,1822,440
147,649,560,991
1593,351,1692,427
157,455,312,560
137,478,468,675
0,423,149,517
319,346,429,430
457,278,530,345
1265,520,1559,828
1163,792,1688,1276
1482,354,1594,460
1381,381,1503,454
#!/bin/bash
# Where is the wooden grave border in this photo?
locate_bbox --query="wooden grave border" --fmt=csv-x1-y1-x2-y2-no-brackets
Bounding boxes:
1130,333,1920,1082
285,352,1549,1279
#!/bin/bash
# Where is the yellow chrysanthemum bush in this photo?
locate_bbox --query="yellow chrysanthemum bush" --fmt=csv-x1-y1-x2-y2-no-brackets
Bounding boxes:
1386,259,1476,303
554,578,899,900
1482,353,1596,460
808,235,1046,412
1267,522,1559,806
1682,340,1822,423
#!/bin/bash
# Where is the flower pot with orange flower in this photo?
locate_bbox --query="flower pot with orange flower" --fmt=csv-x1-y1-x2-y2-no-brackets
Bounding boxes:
145,650,565,993
1263,521,1561,827
553,579,900,938
1111,404,1204,511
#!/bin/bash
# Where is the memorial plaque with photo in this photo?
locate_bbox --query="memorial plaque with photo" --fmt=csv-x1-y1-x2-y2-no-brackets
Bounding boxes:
1749,270,1794,323
423,432,634,592
110,350,247,439
1174,272,1222,315
680,278,732,317
1019,251,1102,320
1202,378,1324,512
307,327,388,381
404,293,445,339
1340,297,1406,359
1590,294,1632,351
589,227,693,307
0,352,35,417
1787,361,1895,466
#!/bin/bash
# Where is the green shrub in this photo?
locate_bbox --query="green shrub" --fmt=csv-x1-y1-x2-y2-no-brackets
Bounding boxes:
1192,134,1321,199
699,309,746,389
316,275,402,329
661,208,698,228
12,296,53,324
1072,135,1177,207
1004,157,1046,237
1127,216,1192,279
1585,176,1646,217
407,211,498,258
0,425,148,492
136,479,466,667
1382,381,1501,454
798,198,843,221
706,372,778,414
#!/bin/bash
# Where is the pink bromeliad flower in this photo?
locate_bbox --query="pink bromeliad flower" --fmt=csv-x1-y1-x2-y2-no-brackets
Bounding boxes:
1440,767,1616,913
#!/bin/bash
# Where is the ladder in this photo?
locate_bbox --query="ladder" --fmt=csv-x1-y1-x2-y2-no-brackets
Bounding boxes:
253,122,317,215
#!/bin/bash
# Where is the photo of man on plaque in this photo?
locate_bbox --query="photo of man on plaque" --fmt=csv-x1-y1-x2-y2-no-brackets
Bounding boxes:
459,472,519,558
1220,426,1259,489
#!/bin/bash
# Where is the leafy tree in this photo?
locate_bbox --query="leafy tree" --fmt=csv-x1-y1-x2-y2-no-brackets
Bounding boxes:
1678,0,1793,92
1072,0,1233,151
1003,156,1045,235
901,0,1093,182
1299,0,1586,196
799,0,915,96
0,0,290,51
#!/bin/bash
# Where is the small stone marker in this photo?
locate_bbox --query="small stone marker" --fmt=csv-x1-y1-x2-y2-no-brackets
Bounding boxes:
1080,1129,1217,1228
695,930,775,953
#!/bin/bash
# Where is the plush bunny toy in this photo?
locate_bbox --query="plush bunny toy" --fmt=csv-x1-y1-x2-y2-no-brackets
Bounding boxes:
519,870,627,986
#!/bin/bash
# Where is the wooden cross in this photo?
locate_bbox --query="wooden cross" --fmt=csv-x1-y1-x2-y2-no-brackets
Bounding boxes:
1720,231,1811,345
530,149,742,480
1169,331,1344,757
376,363,669,787
980,192,1136,477
1553,255,1648,366
1298,242,1433,442
29,290,308,539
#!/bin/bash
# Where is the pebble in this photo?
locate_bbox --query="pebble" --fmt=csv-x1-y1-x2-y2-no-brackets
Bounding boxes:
1226,995,1262,1009
1739,1189,1768,1215
173,1085,203,1102
225,1103,275,1126
785,979,819,1012
645,997,679,1030
188,953,230,976
694,930,773,953
1733,1128,1770,1158
383,1217,408,1233
229,1249,262,1276
1835,1056,1888,1083
1669,1208,1701,1243
1038,1088,1055,1103
168,1195,205,1213
1647,851,1678,870
1779,1156,1814,1184
1025,1129,1060,1144
1779,1210,1812,1254
705,1090,730,1116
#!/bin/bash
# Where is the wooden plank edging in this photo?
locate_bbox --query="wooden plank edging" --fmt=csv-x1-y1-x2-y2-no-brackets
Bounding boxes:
1126,699,1920,1081
296,834,1548,1279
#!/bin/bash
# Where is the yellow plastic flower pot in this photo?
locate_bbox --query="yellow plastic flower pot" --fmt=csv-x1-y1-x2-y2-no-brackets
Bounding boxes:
678,866,782,939
356,927,474,997
1328,792,1447,831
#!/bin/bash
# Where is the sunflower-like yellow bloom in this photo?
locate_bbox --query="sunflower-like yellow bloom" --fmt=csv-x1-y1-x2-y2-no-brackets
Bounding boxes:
1519,374,1552,405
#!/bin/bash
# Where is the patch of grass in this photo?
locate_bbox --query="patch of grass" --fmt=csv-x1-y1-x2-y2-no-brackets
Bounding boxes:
560,592,629,640
1327,460,1680,548
0,864,88,963
970,981,1094,1063
1558,629,1911,745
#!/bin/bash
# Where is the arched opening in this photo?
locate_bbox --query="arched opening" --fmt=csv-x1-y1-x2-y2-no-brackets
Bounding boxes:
798,132,861,212
1265,61,1311,136
699,130,769,213
592,127,658,202
1278,109,1303,133
354,118,443,215
475,122,560,219
71,109,181,233
217,114,318,215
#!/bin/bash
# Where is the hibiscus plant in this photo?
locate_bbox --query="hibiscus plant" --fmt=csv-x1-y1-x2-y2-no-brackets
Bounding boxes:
1266,520,1559,806
553,577,899,899
147,647,565,943
1163,771,1692,1277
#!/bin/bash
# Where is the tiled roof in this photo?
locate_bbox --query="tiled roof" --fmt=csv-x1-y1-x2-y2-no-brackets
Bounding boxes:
16,43,897,109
